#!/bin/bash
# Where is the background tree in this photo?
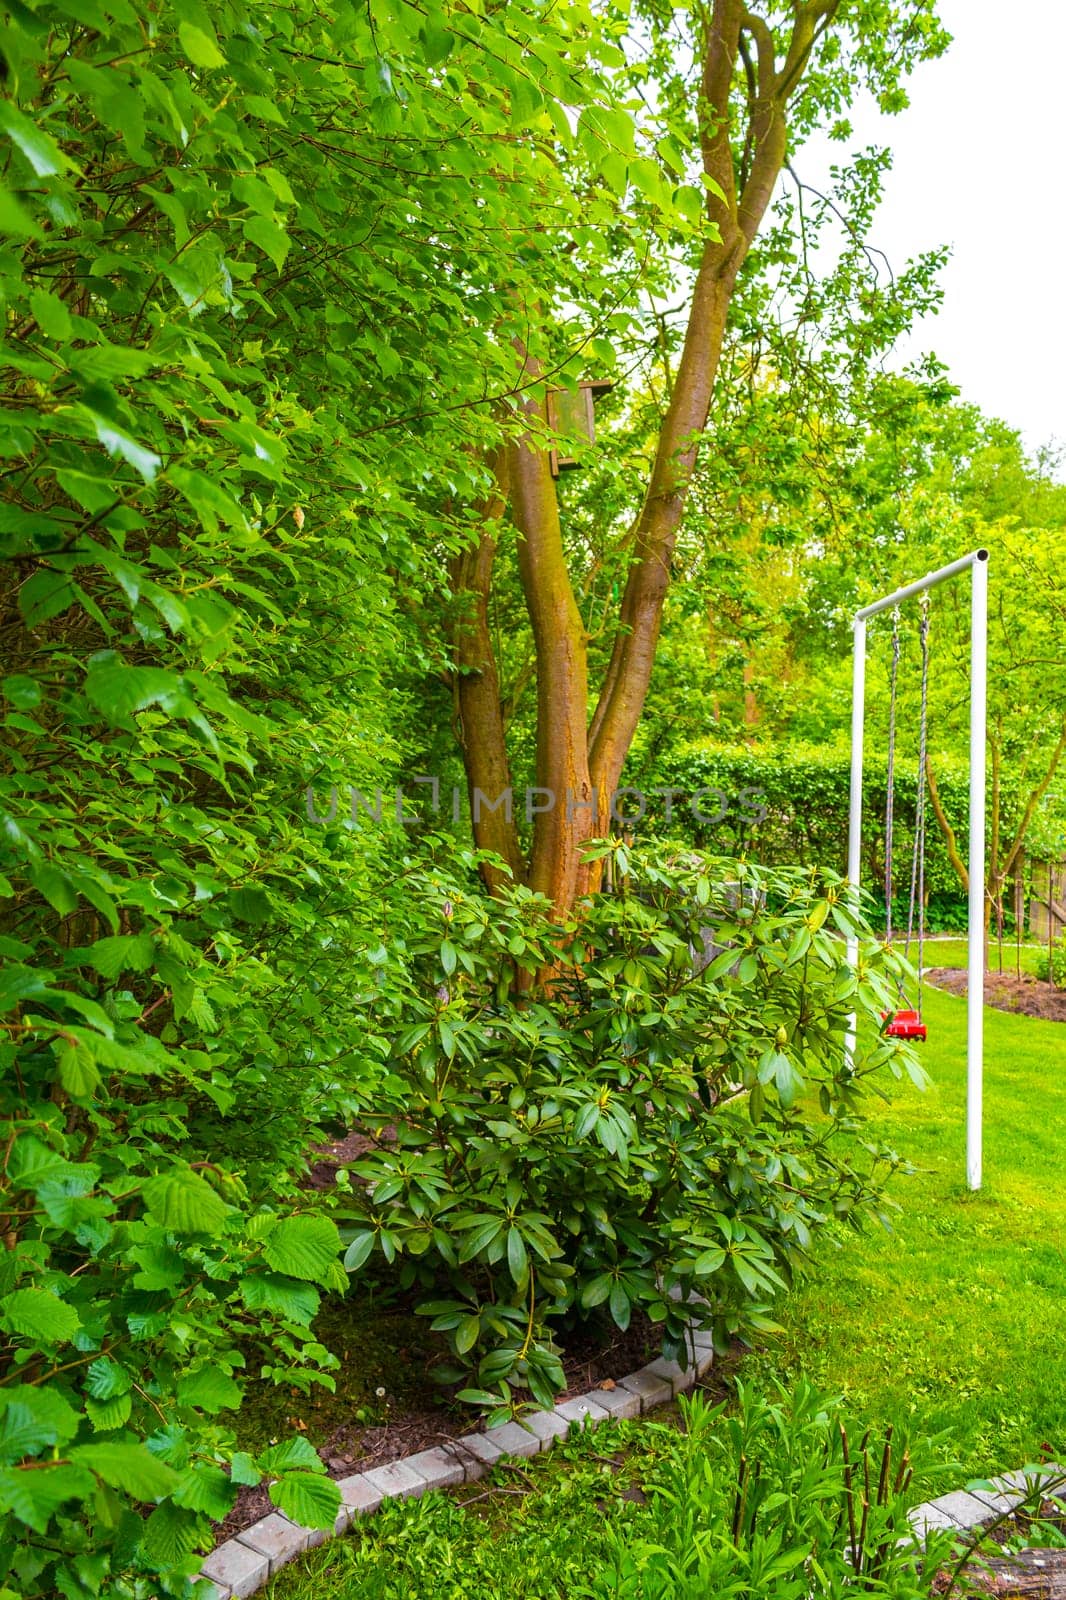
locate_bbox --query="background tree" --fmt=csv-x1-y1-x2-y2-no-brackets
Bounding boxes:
629,387,1066,962
449,0,949,912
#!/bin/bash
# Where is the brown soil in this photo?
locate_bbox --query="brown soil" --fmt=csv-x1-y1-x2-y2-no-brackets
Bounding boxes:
925,969,1066,1023
302,1127,393,1191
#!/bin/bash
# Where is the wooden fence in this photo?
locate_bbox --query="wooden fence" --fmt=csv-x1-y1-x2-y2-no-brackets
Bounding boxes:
1030,859,1066,941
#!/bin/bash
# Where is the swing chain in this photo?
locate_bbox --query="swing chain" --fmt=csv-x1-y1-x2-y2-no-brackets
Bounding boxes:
903,595,931,1018
885,610,902,947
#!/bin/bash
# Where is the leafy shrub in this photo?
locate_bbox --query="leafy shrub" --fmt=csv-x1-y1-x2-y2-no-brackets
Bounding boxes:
338,842,922,1417
0,1112,348,1594
0,0,631,1588
1036,935,1066,988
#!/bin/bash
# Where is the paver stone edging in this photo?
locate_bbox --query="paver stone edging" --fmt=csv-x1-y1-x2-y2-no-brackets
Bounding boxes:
196,1322,716,1597
196,1309,1063,1600
906,1463,1066,1542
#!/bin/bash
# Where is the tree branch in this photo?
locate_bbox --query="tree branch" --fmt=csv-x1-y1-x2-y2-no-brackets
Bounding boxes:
1001,715,1066,883
925,757,969,894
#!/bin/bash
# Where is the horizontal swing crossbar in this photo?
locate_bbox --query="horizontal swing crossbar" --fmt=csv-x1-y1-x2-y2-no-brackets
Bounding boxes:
853,549,989,623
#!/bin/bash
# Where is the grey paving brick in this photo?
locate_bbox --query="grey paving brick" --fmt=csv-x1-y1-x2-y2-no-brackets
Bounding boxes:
453,1431,505,1470
334,1473,384,1533
523,1408,570,1445
993,1464,1066,1495
201,1540,269,1600
665,1284,707,1309
485,1419,543,1459
644,1355,692,1395
963,1484,1022,1520
404,1446,466,1490
194,1580,231,1600
588,1384,642,1420
236,1512,309,1574
286,1516,330,1550
619,1367,672,1411
362,1459,428,1501
908,1491,990,1535
554,1395,609,1431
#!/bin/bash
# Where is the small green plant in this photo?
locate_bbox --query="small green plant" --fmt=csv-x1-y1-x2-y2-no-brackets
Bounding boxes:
584,1383,955,1599
1036,935,1066,988
337,842,922,1418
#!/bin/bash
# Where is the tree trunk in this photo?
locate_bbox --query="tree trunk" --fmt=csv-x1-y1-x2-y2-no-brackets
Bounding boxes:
508,396,596,911
964,1547,1066,1596
928,714,1066,974
448,456,525,894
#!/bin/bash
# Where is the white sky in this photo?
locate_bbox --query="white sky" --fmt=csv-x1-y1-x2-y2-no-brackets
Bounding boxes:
793,0,1066,462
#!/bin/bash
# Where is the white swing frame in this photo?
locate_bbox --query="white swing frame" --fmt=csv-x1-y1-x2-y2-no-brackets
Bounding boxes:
846,549,989,1191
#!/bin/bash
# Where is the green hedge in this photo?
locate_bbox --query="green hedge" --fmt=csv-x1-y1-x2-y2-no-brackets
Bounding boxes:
0,0,607,1588
632,744,989,928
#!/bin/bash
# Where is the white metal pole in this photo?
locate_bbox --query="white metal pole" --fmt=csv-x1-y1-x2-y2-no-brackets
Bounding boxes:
967,551,989,1190
845,616,867,1069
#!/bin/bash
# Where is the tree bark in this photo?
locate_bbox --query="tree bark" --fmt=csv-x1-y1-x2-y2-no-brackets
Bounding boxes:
448,454,525,893
966,1547,1066,1596
588,0,809,815
508,384,596,912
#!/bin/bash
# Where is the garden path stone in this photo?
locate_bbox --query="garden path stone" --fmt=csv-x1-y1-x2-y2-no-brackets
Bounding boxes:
454,1432,505,1469
404,1446,467,1489
644,1355,692,1395
688,1326,715,1353
618,1367,672,1410
554,1395,610,1430
362,1459,428,1500
485,1419,543,1458
194,1581,230,1600
236,1511,310,1573
589,1384,642,1420
524,1408,571,1445
908,1490,994,1535
200,1539,269,1599
964,1483,1024,1519
993,1464,1066,1494
334,1473,384,1532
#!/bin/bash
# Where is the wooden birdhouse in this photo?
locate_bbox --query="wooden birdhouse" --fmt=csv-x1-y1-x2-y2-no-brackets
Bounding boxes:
546,380,613,477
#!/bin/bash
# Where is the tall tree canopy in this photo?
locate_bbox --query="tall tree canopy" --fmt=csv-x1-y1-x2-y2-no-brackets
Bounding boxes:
446,0,948,910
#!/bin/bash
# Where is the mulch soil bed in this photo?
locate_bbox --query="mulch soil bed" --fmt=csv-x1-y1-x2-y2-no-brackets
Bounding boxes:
925,968,1066,1023
217,1308,669,1541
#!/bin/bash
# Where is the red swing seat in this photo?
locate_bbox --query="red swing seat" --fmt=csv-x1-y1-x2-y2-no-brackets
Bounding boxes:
882,1008,927,1042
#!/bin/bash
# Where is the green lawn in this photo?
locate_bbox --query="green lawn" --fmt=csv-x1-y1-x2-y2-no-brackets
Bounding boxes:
925,936,1045,977
746,977,1066,1476
269,978,1066,1596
